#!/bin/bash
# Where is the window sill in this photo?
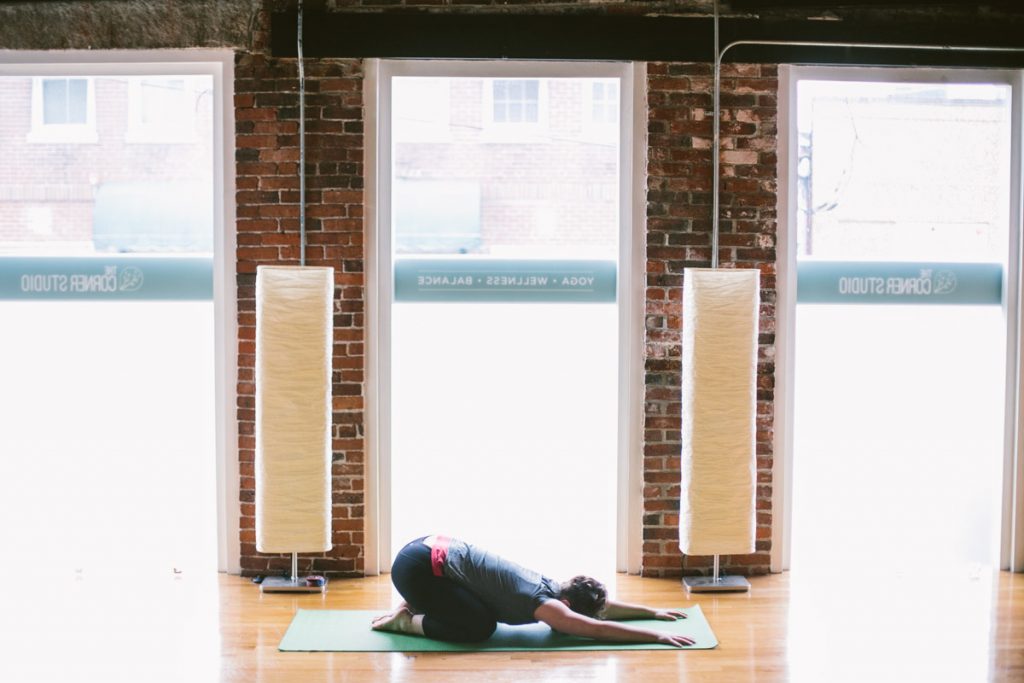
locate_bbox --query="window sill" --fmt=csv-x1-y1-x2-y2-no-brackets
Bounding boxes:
26,128,98,145
124,130,199,145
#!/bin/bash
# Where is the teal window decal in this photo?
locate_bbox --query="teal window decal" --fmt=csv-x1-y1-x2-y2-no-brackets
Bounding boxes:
797,262,1002,305
395,259,616,303
0,256,212,301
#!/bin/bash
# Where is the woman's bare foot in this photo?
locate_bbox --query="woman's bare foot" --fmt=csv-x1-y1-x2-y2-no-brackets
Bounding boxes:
371,601,408,622
371,606,417,634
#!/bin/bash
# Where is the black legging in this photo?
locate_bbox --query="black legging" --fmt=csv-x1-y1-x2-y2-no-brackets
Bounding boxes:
391,538,498,643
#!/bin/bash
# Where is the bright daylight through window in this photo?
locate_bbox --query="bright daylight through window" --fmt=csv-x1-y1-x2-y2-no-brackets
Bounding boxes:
387,71,624,578
0,71,218,577
792,78,1011,577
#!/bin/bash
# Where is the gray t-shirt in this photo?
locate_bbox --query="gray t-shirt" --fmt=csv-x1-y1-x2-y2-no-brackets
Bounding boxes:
442,539,561,625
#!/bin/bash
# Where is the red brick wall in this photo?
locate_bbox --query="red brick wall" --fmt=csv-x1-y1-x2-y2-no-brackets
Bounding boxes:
235,53,366,577
643,62,777,577
234,56,777,578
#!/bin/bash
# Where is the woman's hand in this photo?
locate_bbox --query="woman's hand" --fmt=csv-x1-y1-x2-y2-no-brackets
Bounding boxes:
657,633,696,648
653,608,688,621
601,599,690,621
536,601,697,647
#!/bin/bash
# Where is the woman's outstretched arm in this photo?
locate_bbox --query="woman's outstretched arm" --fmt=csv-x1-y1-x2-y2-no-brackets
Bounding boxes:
600,599,688,621
533,601,694,648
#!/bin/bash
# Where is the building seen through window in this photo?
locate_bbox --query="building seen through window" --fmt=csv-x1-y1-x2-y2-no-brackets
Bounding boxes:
2,74,214,255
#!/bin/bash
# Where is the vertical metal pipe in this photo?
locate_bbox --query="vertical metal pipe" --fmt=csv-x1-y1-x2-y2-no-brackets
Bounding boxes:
713,554,720,583
295,3,306,580
711,0,721,270
298,0,307,267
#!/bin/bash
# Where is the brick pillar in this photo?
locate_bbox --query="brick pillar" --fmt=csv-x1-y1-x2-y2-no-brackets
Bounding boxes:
235,53,366,577
643,62,778,577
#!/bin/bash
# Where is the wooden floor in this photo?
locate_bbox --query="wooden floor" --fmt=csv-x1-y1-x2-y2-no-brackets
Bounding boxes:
1,568,1021,682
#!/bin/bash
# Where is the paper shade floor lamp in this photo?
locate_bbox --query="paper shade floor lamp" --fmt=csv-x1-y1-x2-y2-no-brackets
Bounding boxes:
255,266,333,593
678,0,759,593
679,268,759,593
255,0,332,594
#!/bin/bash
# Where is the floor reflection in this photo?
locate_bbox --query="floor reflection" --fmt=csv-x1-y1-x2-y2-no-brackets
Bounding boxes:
0,572,222,683
0,569,1014,683
786,567,995,683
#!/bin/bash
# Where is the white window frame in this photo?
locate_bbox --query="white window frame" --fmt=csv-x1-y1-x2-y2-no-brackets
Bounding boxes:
365,59,645,575
0,50,238,574
27,76,98,144
776,64,1024,573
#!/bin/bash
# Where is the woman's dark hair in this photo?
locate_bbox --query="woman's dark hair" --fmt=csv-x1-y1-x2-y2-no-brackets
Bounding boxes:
559,575,607,618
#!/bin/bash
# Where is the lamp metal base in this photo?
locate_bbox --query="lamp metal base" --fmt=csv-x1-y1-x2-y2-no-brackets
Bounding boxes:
260,576,327,594
683,575,750,593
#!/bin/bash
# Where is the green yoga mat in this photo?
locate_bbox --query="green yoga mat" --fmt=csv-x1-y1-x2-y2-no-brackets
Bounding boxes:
279,606,717,652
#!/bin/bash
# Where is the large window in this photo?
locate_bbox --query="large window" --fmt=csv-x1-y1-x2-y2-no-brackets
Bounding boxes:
784,69,1018,576
0,57,231,577
374,61,637,578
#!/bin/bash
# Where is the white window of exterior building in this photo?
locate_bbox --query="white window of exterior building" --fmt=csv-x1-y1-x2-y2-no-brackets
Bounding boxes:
581,79,620,143
482,78,547,141
392,76,452,143
125,76,205,144
27,76,97,143
590,80,619,124
492,78,539,123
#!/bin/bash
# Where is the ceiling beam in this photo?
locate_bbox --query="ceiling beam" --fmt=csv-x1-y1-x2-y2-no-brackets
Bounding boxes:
270,11,1024,67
